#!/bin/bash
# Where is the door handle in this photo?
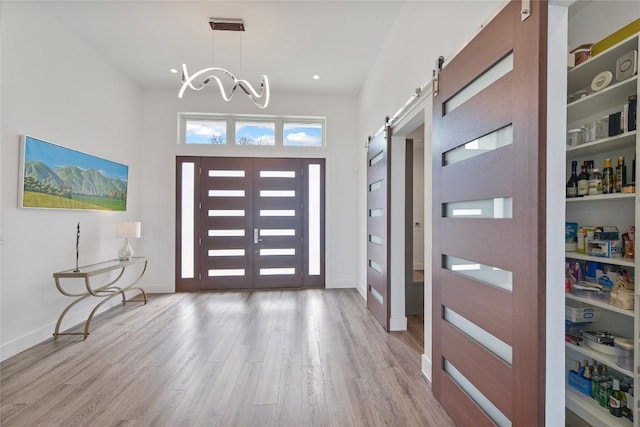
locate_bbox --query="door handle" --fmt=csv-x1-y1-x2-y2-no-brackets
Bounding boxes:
254,228,263,244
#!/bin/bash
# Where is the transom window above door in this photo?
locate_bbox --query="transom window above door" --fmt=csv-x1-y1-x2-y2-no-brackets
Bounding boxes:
180,113,325,148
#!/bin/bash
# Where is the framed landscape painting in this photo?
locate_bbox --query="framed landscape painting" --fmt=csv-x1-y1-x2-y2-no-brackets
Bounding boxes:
19,135,128,211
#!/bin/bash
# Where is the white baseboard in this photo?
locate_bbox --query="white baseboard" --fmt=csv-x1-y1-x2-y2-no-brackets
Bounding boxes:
325,279,356,289
390,316,407,331
422,353,432,383
141,283,174,294
0,298,122,362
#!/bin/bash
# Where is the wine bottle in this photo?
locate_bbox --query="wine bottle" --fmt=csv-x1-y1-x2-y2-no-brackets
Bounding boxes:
615,156,627,193
567,160,579,198
602,158,614,194
577,163,589,196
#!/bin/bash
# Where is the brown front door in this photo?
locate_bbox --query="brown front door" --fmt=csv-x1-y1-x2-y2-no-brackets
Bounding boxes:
432,1,547,425
366,127,391,331
200,157,304,290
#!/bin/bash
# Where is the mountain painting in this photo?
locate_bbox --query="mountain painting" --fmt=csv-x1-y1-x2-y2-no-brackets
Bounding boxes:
20,135,128,211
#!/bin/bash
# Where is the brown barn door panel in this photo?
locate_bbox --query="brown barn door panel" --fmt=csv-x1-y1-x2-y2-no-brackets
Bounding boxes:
432,1,547,425
367,127,391,331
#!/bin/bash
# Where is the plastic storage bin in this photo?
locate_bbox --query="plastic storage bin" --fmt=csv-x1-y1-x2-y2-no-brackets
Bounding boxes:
615,337,634,370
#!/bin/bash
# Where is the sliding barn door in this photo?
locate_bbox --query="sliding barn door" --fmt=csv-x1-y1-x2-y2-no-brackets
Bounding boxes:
366,127,391,331
432,1,547,425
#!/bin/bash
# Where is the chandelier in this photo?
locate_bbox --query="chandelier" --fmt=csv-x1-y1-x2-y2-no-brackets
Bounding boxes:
178,19,270,109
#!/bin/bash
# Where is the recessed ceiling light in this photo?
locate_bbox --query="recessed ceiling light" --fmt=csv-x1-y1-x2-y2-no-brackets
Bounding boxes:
170,68,178,74
313,75,320,80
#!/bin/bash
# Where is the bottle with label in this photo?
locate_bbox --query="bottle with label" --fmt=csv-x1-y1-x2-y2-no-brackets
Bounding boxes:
602,158,614,194
610,378,623,417
567,160,579,197
577,163,590,196
615,156,627,193
589,168,602,195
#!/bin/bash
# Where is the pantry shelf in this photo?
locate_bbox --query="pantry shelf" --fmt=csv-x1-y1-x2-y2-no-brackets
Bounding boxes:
565,252,636,268
566,386,630,427
567,131,637,158
566,342,633,377
566,293,634,318
566,193,635,203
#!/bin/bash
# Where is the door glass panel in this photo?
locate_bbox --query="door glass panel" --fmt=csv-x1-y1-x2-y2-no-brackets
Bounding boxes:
208,269,245,277
444,307,512,364
260,190,295,198
208,210,245,217
181,162,195,279
443,255,512,292
369,234,383,245
369,259,383,274
260,210,295,217
209,229,245,237
208,190,245,197
443,360,511,427
444,52,513,115
260,170,296,178
260,248,296,256
260,268,296,275
369,208,384,217
369,180,383,192
309,164,321,275
208,249,246,256
369,151,384,166
443,198,513,219
370,285,384,305
260,229,296,236
443,125,513,166
208,170,245,177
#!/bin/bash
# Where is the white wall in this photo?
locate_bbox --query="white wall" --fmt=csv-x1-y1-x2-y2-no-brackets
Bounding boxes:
356,0,504,299
568,0,640,51
0,2,143,360
139,90,359,292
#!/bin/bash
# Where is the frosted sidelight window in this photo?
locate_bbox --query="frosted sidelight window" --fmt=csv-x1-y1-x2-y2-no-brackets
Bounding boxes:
309,164,321,275
181,163,195,278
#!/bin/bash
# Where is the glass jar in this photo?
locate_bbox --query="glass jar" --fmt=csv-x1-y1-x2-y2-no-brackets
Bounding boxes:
567,129,582,147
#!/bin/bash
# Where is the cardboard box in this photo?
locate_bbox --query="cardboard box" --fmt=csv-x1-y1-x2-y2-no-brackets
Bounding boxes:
565,305,601,323
594,226,619,241
577,226,596,254
587,239,623,258
591,18,640,57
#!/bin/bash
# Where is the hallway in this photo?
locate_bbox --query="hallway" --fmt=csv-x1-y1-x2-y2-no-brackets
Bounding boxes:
1,289,453,426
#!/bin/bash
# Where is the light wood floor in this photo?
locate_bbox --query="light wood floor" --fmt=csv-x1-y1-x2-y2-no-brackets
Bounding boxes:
1,289,453,427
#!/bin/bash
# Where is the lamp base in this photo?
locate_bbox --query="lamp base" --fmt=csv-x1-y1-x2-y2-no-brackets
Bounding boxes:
118,238,134,261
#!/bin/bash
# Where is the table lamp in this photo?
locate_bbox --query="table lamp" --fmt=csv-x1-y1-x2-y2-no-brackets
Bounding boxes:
115,221,141,261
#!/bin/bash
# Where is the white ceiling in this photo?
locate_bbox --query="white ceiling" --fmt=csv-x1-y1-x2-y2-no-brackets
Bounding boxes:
35,1,408,96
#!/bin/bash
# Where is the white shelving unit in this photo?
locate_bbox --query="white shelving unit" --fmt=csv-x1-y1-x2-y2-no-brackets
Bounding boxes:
565,33,639,427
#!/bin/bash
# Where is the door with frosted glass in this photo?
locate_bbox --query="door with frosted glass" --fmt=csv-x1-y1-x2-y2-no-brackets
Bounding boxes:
176,156,324,291
431,0,546,425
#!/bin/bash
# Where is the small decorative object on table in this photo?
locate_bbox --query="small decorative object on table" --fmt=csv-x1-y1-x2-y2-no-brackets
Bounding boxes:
115,221,141,261
74,222,80,272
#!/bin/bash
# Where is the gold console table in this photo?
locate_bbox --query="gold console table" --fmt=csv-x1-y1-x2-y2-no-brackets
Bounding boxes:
53,257,148,339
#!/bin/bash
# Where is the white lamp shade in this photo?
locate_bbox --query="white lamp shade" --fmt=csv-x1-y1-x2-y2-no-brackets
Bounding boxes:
115,221,141,239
